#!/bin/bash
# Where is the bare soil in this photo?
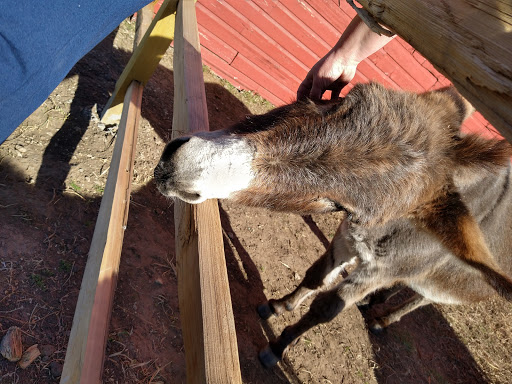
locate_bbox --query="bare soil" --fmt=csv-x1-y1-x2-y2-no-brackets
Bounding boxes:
1,20,511,384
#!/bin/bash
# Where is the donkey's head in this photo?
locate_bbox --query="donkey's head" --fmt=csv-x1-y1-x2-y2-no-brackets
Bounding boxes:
154,83,510,227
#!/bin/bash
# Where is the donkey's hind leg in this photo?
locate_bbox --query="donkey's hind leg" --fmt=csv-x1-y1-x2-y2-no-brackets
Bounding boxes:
258,219,357,319
369,292,430,333
357,284,404,309
259,273,378,368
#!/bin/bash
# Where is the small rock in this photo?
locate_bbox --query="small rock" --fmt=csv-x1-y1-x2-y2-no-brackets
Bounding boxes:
15,144,27,153
293,272,301,281
154,277,164,286
18,344,40,369
0,326,23,362
49,361,63,377
40,344,56,361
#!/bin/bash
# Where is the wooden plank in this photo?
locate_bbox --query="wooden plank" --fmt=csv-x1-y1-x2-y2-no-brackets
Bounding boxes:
231,54,296,103
225,0,317,69
60,7,151,381
133,4,155,50
200,46,283,106
60,80,143,384
172,0,242,382
100,0,178,124
357,0,512,142
196,2,307,84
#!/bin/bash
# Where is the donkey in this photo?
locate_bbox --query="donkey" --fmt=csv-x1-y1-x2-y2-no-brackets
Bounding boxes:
154,82,512,367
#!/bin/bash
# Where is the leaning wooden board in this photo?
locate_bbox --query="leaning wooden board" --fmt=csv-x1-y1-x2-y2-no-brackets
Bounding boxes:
171,0,243,382
356,0,512,142
101,0,179,124
60,80,143,384
60,5,151,383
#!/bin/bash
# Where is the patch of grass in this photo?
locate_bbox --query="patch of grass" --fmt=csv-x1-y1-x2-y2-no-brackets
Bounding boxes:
117,330,130,338
40,268,54,277
31,268,54,289
94,184,104,194
30,273,46,289
69,180,82,192
59,259,72,273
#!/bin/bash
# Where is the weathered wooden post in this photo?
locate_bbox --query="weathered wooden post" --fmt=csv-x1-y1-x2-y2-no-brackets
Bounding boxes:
356,0,512,142
61,3,176,382
171,0,243,382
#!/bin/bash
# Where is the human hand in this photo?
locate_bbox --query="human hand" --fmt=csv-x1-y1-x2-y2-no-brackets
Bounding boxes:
297,52,358,101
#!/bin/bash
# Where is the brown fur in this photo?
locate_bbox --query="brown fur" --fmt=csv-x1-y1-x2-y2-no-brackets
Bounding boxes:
224,83,512,300
155,82,512,366
231,84,509,223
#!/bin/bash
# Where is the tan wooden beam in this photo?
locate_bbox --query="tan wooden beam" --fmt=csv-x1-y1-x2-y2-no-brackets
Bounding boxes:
60,80,143,384
172,0,242,382
101,0,178,124
356,0,512,142
60,6,151,382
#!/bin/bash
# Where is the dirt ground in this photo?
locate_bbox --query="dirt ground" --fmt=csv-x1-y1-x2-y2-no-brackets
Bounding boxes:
1,20,512,384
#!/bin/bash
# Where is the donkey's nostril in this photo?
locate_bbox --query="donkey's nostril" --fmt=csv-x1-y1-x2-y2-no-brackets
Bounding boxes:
160,136,191,163
179,191,204,204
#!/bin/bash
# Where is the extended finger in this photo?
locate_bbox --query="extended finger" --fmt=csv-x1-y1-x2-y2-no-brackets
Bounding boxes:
330,83,344,100
309,79,325,101
297,78,313,100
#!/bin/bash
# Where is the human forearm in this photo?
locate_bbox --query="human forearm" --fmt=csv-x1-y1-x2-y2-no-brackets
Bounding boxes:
297,15,395,100
329,15,395,66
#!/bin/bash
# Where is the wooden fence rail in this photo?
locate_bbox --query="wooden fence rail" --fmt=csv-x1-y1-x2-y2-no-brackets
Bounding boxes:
172,0,242,382
61,1,242,382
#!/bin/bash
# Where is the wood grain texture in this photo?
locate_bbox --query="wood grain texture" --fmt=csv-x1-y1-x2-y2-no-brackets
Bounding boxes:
101,0,178,124
357,0,512,142
172,0,242,383
61,8,152,381
60,80,143,384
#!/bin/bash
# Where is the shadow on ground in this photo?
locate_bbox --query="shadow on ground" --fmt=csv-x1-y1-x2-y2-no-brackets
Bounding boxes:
0,24,294,383
0,21,496,384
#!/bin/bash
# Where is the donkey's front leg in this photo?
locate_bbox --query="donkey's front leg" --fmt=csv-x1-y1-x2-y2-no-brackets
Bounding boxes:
259,275,378,368
258,219,358,319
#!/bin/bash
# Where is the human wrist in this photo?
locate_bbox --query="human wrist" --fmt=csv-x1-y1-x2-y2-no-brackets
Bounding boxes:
327,46,362,69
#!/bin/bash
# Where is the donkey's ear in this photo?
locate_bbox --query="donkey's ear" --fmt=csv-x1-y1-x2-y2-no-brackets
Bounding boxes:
435,87,475,123
453,134,512,173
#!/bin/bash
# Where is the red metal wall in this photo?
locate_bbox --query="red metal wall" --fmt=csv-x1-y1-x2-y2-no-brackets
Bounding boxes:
159,0,499,137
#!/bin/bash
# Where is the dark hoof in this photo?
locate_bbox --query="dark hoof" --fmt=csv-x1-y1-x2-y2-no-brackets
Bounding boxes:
258,345,280,368
369,319,386,335
257,303,274,320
